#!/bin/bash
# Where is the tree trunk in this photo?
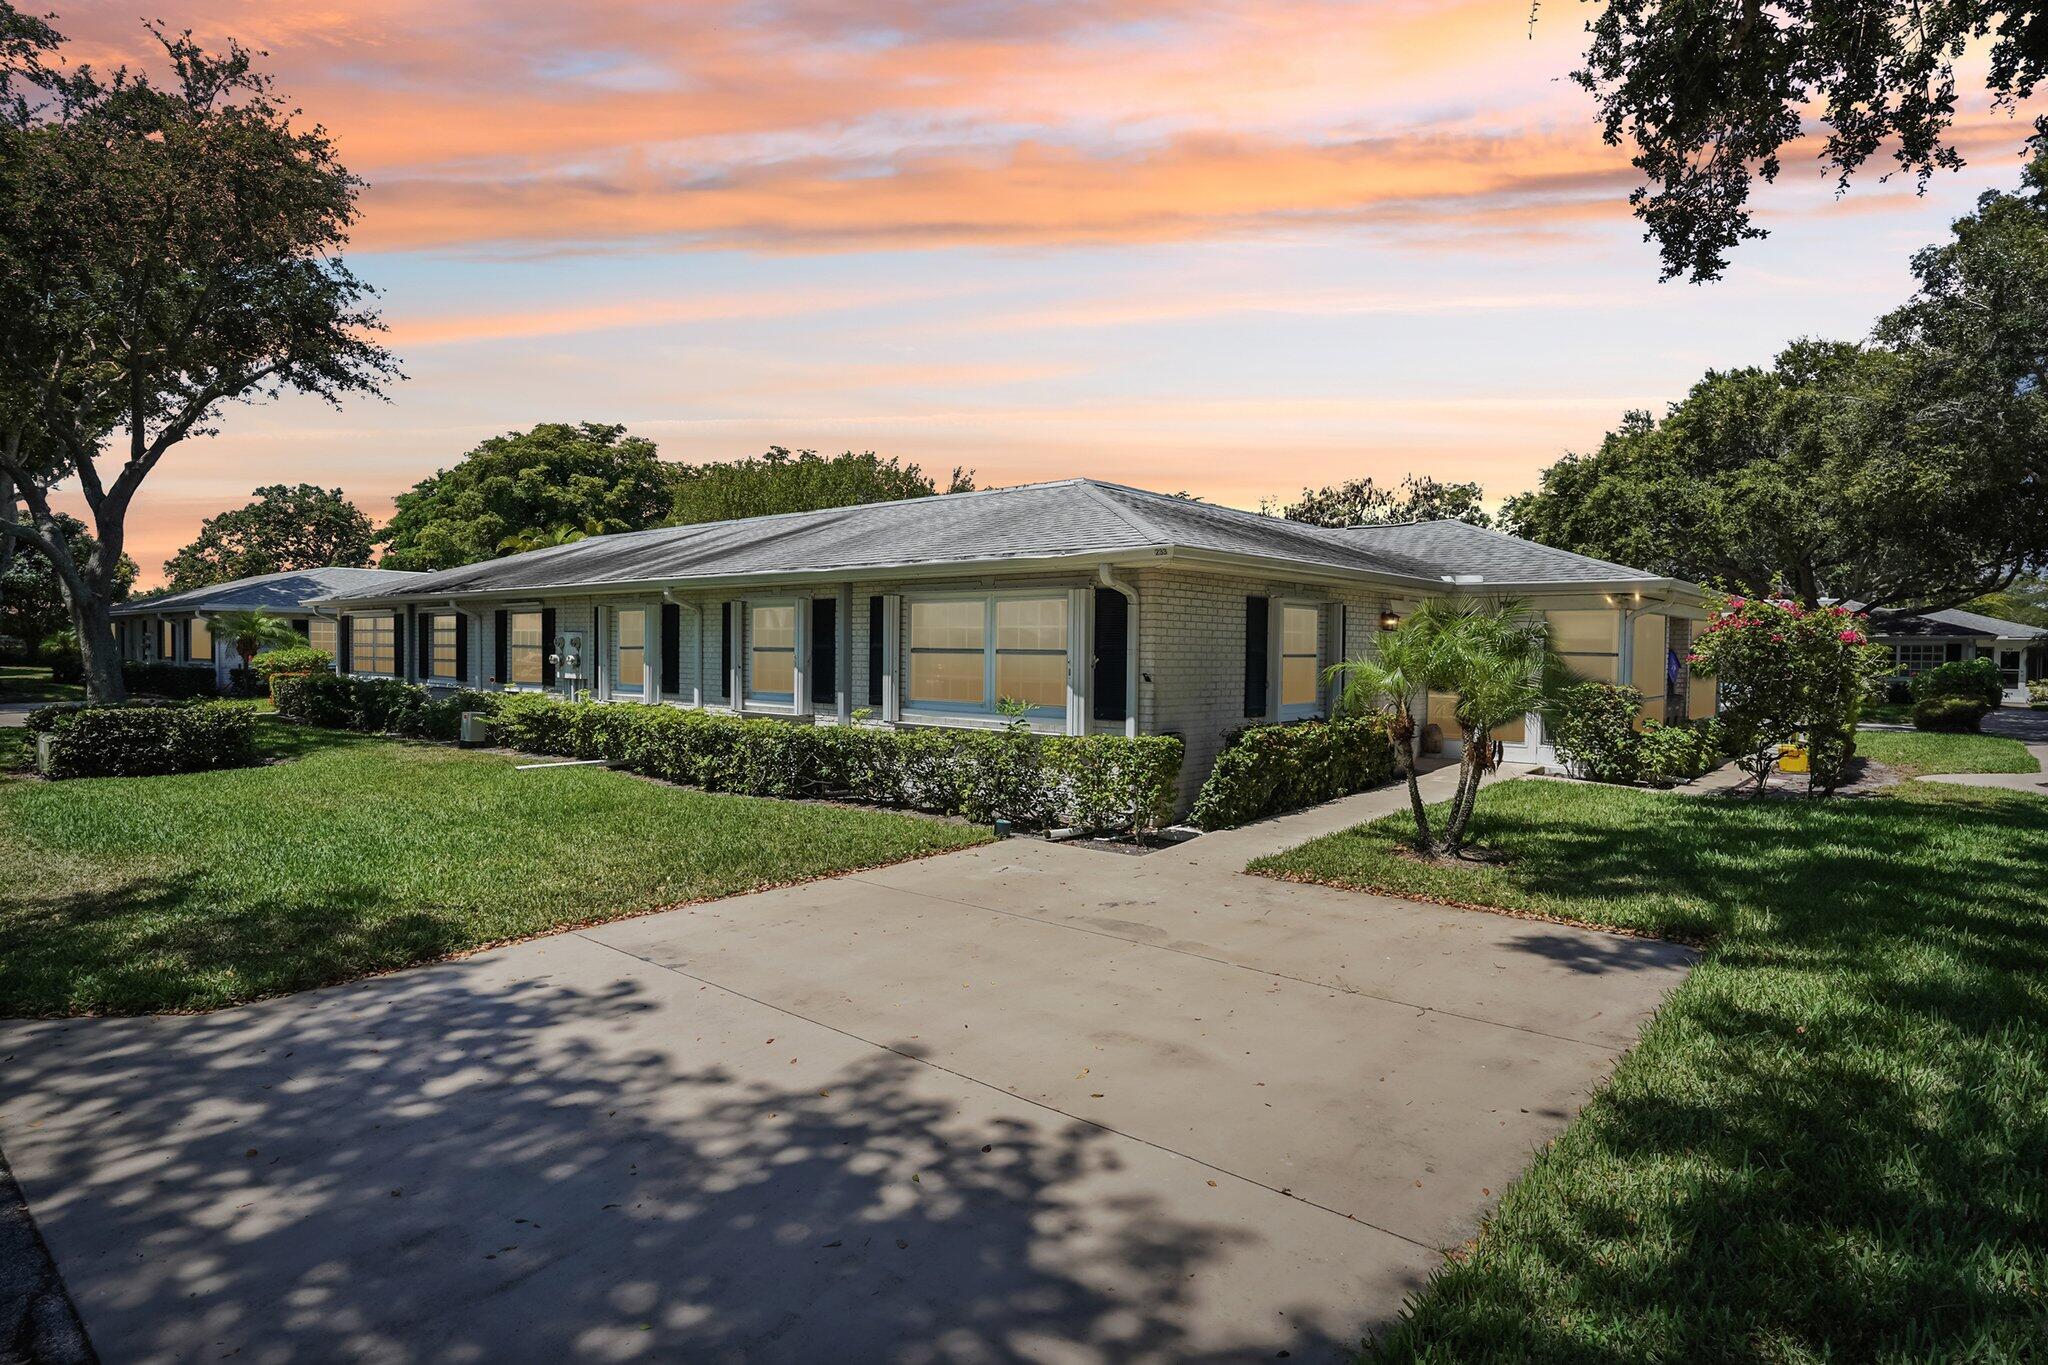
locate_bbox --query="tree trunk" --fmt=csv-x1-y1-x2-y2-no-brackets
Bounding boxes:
73,592,126,703
1443,733,1490,855
1404,759,1435,854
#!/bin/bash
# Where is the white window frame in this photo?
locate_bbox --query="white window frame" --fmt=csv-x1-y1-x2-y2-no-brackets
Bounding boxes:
903,589,1071,724
1892,642,1948,675
352,612,398,677
747,598,799,706
1277,603,1323,721
612,605,651,698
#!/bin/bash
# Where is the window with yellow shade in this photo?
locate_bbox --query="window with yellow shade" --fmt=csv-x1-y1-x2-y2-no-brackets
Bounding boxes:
1630,612,1669,722
908,594,1069,717
749,602,796,702
1279,605,1321,719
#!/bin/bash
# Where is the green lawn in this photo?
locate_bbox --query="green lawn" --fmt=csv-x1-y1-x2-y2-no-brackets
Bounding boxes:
1253,778,2048,1360
1855,727,2039,777
0,724,988,1016
0,663,80,705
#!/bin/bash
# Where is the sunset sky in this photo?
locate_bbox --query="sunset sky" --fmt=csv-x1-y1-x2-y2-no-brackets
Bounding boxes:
56,0,2032,587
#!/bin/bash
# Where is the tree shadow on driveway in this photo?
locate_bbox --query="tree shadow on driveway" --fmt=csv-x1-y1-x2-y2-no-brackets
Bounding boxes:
3,953,1384,1362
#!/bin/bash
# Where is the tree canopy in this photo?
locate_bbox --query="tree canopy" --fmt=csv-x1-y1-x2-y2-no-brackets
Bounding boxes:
0,8,393,699
1,512,133,648
161,484,375,591
1575,0,2048,280
378,423,673,572
1505,144,2048,612
669,447,974,526
1275,474,1492,529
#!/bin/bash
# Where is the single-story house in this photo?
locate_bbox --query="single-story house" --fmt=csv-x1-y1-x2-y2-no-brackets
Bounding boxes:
1866,607,2048,701
314,480,1716,808
110,567,429,690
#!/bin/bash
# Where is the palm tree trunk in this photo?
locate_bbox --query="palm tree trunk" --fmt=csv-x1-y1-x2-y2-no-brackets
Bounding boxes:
1404,759,1434,854
1444,733,1489,855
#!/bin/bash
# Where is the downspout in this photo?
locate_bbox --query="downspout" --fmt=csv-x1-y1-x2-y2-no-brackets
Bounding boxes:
1096,565,1139,739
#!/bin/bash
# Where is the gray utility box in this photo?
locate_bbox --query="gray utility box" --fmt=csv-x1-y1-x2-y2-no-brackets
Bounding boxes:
458,711,493,749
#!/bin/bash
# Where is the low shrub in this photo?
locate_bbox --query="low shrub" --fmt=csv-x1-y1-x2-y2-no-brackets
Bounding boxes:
1913,695,1992,732
1188,716,1395,831
1546,682,1644,782
1911,657,2001,708
1637,717,1723,786
485,693,1182,834
252,646,334,681
2028,679,2048,709
270,672,497,743
1546,681,1724,787
35,700,258,779
122,660,218,698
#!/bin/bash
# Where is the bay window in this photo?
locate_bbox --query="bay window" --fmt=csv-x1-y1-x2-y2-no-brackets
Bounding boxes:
908,593,1069,718
749,601,796,703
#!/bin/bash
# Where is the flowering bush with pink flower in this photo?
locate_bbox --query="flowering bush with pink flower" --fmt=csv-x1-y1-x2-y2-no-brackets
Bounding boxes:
1687,596,1892,794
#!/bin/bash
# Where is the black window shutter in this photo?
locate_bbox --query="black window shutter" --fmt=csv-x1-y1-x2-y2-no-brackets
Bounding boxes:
717,603,732,699
1243,595,1269,718
1093,587,1129,722
416,613,433,678
811,598,837,706
661,603,681,696
454,613,469,683
540,608,558,686
292,618,309,639
867,596,884,706
1946,641,1963,661
338,615,354,674
393,613,408,678
493,610,509,683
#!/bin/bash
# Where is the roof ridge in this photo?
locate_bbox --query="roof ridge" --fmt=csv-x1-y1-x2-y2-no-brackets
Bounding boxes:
1075,480,1175,545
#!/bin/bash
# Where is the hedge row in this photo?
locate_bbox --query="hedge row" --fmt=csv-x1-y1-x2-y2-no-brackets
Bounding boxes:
1188,716,1395,830
270,673,496,743
272,674,1183,834
27,700,258,779
121,661,220,698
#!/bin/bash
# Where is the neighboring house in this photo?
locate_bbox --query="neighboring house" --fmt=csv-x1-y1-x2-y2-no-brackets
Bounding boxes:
315,480,1715,807
1867,607,2048,701
110,567,430,690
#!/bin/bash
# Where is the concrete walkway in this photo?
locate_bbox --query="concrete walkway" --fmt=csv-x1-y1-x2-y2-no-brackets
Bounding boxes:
1,767,1691,1364
1919,739,2048,794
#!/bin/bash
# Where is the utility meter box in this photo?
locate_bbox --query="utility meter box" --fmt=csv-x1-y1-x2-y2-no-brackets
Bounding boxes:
552,630,585,683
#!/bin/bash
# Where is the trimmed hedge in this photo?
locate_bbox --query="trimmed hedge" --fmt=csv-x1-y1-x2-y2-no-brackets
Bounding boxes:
1188,716,1396,831
487,693,1182,833
1911,657,2001,708
252,646,334,681
32,700,258,779
271,672,497,742
1913,695,1992,733
272,678,1184,834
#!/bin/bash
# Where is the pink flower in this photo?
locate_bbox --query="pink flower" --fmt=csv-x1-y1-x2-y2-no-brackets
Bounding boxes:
1770,632,1785,642
1839,629,1863,643
1728,597,1747,608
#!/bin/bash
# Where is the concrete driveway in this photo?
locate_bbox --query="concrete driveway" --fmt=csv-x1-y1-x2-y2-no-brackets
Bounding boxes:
1,777,1692,1363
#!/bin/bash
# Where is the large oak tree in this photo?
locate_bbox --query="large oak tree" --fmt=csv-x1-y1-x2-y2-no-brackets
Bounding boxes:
161,483,375,591
1576,0,2048,280
0,9,394,700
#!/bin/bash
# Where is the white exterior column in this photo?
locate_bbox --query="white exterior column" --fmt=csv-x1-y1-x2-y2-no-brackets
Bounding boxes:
792,597,812,717
1065,586,1090,735
836,585,853,723
882,593,902,723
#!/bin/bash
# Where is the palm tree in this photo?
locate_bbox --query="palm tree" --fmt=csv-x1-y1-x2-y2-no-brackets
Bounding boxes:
210,608,304,672
1330,597,1559,858
1329,613,1441,852
497,519,609,555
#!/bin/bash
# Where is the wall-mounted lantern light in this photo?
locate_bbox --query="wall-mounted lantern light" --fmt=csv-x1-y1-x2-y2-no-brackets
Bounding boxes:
1379,609,1401,632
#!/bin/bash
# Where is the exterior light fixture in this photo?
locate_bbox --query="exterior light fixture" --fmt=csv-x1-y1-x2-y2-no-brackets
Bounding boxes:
1379,609,1401,631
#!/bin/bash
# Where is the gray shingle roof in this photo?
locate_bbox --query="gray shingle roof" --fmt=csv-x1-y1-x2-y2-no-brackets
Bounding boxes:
1872,607,2048,640
1322,519,1664,585
313,480,1681,604
112,567,429,617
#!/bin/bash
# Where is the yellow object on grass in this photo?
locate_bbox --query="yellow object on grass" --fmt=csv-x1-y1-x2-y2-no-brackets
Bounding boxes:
1778,744,1809,773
